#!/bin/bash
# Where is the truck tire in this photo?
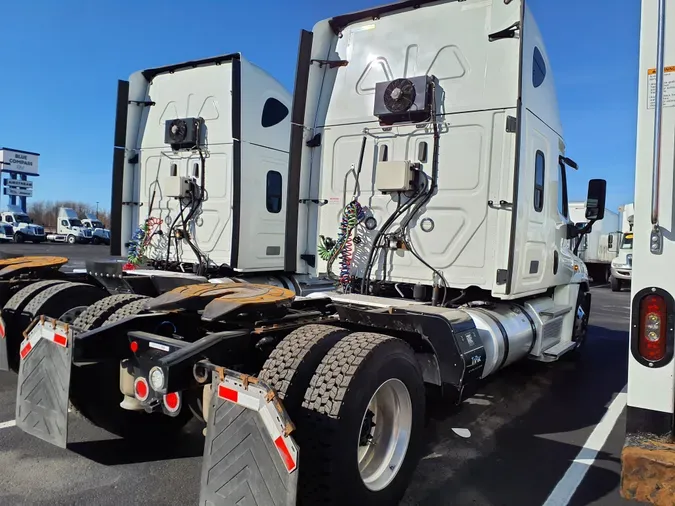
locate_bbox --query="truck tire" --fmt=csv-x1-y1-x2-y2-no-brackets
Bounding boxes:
12,233,23,243
73,293,147,331
2,280,69,371
69,296,192,440
67,235,76,245
610,275,622,292
300,332,425,506
22,282,107,328
258,324,350,419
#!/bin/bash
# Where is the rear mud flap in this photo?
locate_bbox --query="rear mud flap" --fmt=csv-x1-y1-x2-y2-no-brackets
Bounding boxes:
200,372,299,506
15,317,72,448
0,316,8,372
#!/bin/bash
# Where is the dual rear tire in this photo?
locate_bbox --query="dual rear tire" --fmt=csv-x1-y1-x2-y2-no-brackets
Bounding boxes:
259,326,425,506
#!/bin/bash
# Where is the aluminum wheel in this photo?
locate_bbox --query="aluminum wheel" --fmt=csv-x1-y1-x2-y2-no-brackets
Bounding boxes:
357,378,412,491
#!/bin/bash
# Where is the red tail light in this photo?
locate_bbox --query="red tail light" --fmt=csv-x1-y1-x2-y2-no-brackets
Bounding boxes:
639,294,667,361
134,377,149,401
163,392,181,413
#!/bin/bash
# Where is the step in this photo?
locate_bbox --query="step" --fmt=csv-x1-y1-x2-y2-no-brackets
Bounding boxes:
540,305,573,318
543,341,577,359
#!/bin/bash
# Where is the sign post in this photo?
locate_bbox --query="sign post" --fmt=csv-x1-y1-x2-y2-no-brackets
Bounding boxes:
0,148,39,213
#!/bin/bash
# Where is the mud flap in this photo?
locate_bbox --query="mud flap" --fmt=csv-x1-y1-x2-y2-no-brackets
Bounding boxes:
0,316,8,372
199,371,299,506
15,317,72,448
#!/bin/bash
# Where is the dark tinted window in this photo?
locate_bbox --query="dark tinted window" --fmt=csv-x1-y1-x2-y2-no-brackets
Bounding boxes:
266,171,283,213
533,47,546,88
534,151,545,212
261,98,289,128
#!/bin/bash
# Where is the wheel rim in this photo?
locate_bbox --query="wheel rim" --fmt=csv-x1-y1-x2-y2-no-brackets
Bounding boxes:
357,378,412,492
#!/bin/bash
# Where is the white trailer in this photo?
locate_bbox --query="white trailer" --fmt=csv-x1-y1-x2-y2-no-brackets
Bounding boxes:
46,207,93,244
611,202,635,291
568,202,620,283
10,2,611,505
621,1,675,504
0,205,45,243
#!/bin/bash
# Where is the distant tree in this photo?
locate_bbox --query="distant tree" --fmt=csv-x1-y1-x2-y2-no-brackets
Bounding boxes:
27,201,110,228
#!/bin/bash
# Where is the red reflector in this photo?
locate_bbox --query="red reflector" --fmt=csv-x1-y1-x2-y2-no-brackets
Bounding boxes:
639,294,667,361
135,378,149,400
53,333,67,347
19,341,32,360
0,318,5,339
274,436,297,472
164,392,180,411
122,263,136,271
130,341,139,353
218,384,238,403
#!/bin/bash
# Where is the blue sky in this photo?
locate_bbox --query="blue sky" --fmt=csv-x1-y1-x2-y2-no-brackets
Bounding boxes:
0,0,639,214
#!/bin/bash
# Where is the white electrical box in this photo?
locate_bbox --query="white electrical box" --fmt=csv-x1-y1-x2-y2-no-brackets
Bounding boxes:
375,161,414,193
162,176,193,198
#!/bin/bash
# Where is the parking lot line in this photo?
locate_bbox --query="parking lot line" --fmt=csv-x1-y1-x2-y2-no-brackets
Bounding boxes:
0,420,16,430
541,386,627,506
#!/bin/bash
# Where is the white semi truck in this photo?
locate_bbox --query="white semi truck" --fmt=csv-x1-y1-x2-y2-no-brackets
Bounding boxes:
81,213,110,245
0,205,46,243
46,207,93,244
611,202,634,291
621,0,675,503
568,202,620,283
4,1,609,505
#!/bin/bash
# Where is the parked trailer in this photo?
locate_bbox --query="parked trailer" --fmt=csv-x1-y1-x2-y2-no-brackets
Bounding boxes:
611,202,634,291
11,1,608,505
568,202,620,283
621,0,675,504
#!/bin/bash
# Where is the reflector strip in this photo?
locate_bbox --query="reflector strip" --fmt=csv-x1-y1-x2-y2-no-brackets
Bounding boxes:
218,385,238,403
218,384,260,411
19,342,32,360
18,317,73,361
274,436,297,472
215,374,298,474
0,317,5,339
53,333,67,348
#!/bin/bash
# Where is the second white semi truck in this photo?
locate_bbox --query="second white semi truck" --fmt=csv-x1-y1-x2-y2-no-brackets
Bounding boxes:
4,1,610,505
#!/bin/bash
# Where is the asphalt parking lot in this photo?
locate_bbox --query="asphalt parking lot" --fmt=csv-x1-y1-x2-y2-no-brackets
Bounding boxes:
0,244,634,505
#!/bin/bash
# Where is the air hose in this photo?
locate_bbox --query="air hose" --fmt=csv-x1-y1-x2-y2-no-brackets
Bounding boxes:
318,200,365,289
126,217,163,267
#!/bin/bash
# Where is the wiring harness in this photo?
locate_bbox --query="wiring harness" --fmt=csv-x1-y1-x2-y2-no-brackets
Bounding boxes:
318,200,365,290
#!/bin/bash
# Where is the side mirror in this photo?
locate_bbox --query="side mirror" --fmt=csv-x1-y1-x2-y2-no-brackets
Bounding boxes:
585,179,607,221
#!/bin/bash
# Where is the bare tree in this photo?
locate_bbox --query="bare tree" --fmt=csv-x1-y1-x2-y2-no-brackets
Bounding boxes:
28,201,110,228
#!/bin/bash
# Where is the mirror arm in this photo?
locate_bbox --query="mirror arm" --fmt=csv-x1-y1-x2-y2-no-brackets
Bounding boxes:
572,219,597,256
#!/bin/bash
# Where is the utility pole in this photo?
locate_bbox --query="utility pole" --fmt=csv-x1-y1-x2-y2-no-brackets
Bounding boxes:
96,202,99,217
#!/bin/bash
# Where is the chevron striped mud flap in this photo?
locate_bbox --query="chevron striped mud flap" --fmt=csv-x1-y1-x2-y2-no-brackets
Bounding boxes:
199,371,299,506
15,317,72,448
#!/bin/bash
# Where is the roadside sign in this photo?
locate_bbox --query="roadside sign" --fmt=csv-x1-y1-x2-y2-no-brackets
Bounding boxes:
3,179,33,189
3,187,32,197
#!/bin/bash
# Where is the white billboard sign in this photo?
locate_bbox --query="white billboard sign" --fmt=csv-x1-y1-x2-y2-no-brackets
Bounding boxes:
4,179,33,189
0,148,39,176
3,187,33,197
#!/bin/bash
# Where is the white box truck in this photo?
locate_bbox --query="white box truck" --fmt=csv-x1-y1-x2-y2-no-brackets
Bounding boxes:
568,202,620,283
